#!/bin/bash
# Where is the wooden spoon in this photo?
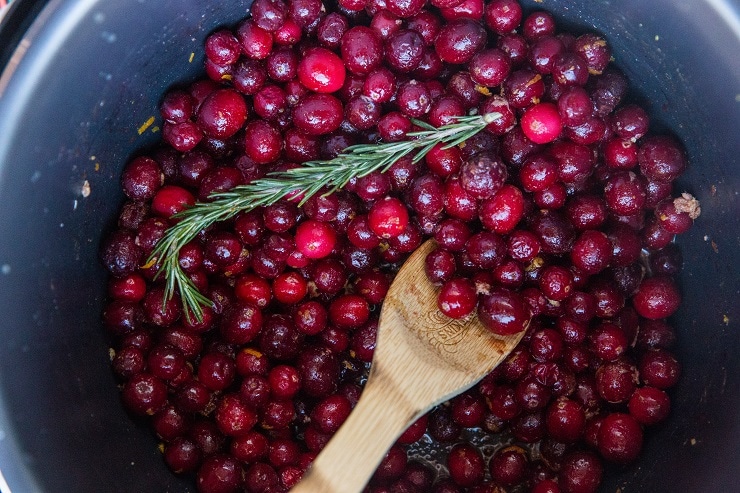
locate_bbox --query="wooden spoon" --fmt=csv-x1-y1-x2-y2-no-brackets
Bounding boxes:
290,239,526,493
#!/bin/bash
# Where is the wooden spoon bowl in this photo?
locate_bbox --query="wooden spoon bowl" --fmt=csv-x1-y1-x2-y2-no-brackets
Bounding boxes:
290,239,526,493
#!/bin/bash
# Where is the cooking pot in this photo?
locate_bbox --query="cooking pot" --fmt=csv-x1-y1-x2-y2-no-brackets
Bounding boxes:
0,0,738,491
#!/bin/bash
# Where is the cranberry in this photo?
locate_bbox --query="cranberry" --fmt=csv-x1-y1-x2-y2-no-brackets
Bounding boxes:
293,93,344,135
437,278,478,319
559,450,603,493
490,445,529,486
639,349,681,389
434,19,486,64
628,386,671,425
597,412,643,464
297,47,346,93
122,372,168,416
484,0,522,34
196,89,247,139
447,442,485,487
197,454,243,493
385,29,425,72
633,276,681,320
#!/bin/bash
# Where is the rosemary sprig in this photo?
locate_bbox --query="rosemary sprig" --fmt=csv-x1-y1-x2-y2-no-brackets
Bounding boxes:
150,112,501,321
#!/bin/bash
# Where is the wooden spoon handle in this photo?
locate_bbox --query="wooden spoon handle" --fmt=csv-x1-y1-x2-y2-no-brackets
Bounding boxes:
290,368,418,493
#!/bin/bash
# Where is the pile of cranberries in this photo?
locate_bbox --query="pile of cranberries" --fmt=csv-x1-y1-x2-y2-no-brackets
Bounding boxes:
100,0,699,492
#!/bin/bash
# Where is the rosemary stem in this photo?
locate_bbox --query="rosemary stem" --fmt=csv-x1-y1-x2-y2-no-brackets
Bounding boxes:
149,112,500,321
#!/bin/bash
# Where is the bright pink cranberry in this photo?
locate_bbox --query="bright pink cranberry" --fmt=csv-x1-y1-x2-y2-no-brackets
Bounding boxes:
295,219,337,259
297,47,347,93
368,196,410,239
151,185,195,218
521,102,562,144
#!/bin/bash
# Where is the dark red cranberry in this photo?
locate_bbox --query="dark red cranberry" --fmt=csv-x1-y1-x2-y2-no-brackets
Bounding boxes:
434,19,486,64
595,358,638,403
628,386,671,425
196,454,243,493
559,450,603,493
633,276,681,320
597,412,643,464
122,372,168,416
447,442,485,487
639,349,681,389
293,94,344,136
490,445,529,487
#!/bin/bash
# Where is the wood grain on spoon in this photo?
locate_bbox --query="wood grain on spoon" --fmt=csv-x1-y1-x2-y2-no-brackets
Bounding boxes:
290,239,527,493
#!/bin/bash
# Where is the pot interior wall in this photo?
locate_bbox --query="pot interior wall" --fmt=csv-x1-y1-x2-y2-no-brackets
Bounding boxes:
0,0,737,492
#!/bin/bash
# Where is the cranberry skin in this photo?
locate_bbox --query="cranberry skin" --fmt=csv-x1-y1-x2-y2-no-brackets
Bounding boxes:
519,154,558,192
434,19,487,64
468,48,511,87
297,345,340,397
478,287,530,335
528,210,576,255
522,11,555,40
489,445,529,487
559,450,603,493
479,184,525,234
460,154,507,200
628,386,671,425
632,276,681,320
574,33,611,75
293,93,344,135
241,120,281,164
654,198,695,234
297,47,347,93
604,171,647,216
121,372,167,416
311,394,352,434
485,0,522,34
438,278,478,319
121,156,162,200
198,352,236,392
597,413,643,464
367,196,409,239
447,443,485,487
294,219,337,259
639,349,681,389
101,230,142,278
553,51,590,87
596,358,639,403
329,294,370,330
638,135,687,182
340,26,383,75
570,230,611,274
385,29,425,72
539,266,574,302
197,454,243,493
196,89,248,139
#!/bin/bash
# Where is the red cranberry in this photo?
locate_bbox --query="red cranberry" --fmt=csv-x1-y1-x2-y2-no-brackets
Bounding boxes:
558,450,603,493
628,386,671,425
639,349,681,389
293,93,344,135
447,442,485,487
122,372,168,416
434,19,486,64
197,454,243,493
490,445,529,486
632,276,681,320
438,278,478,319
597,412,643,464
297,47,347,93
340,26,384,75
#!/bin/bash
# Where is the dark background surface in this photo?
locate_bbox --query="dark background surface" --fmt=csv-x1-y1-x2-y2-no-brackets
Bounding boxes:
0,0,738,492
